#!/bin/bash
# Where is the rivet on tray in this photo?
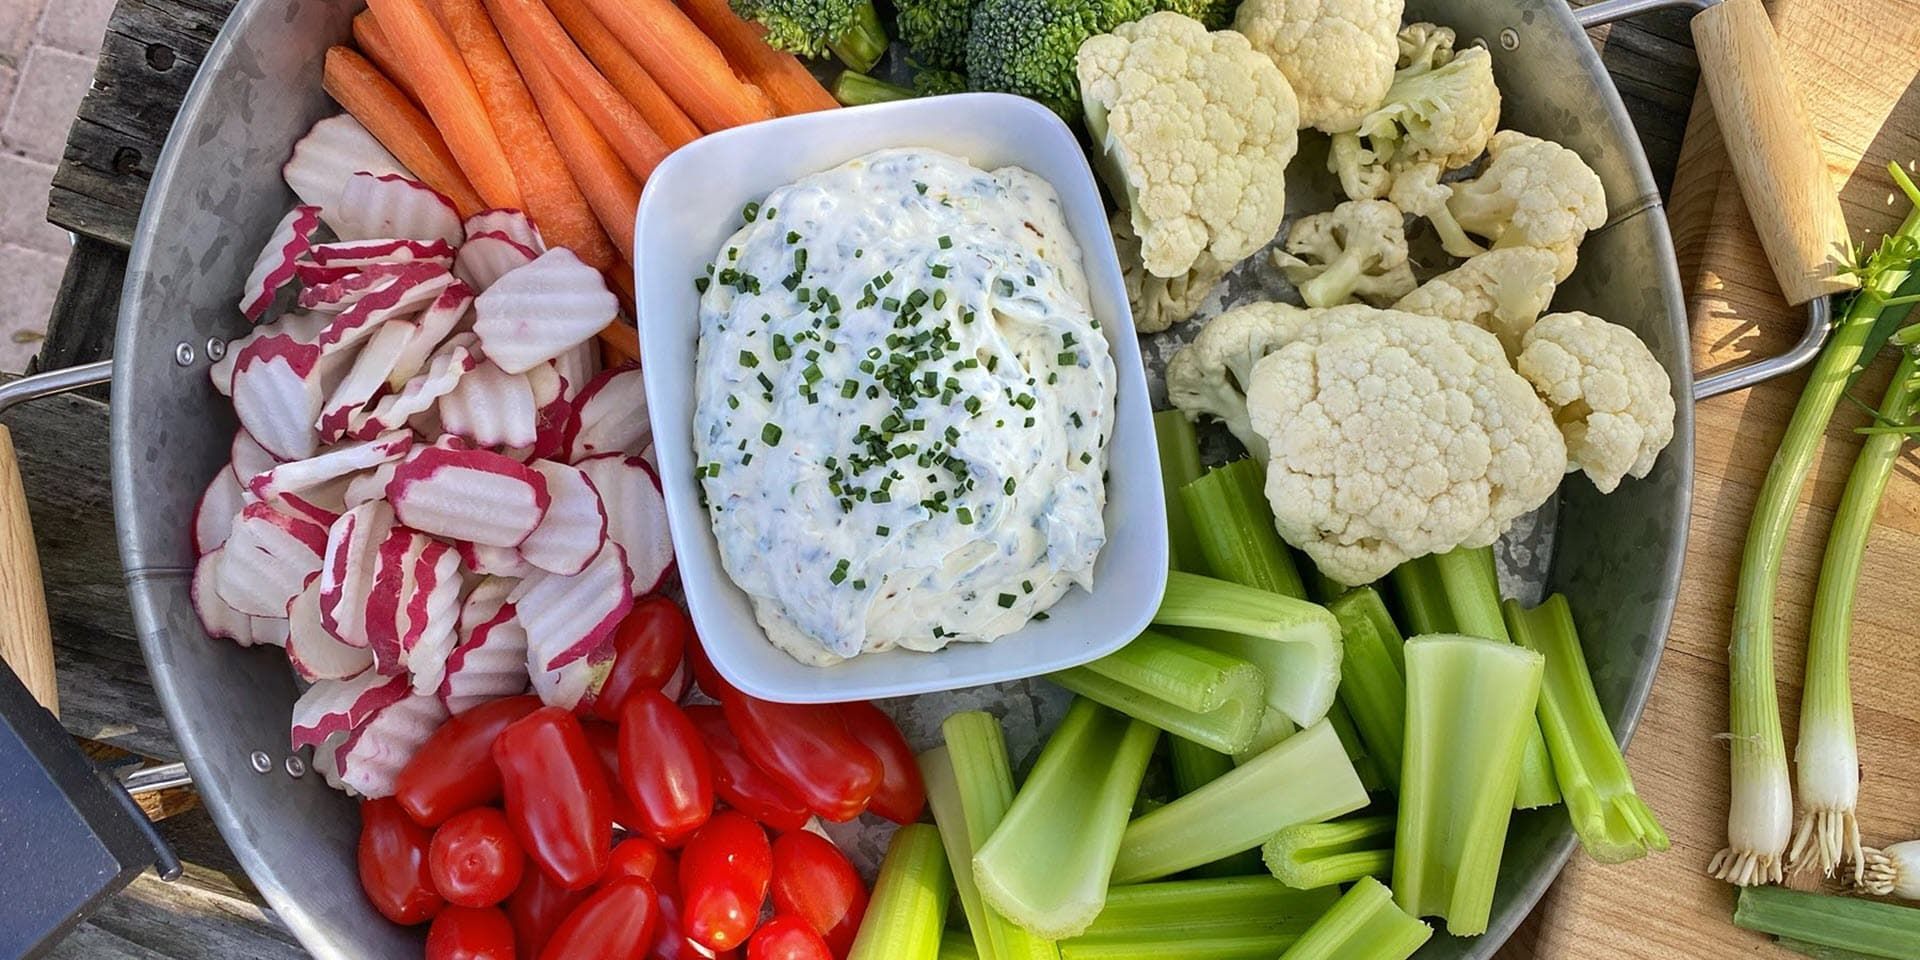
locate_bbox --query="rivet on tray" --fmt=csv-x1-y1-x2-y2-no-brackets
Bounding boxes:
174,342,196,367
285,755,307,778
1499,28,1520,51
249,750,272,773
205,337,227,362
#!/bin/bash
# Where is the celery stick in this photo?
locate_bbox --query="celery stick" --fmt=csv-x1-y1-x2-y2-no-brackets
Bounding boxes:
1504,595,1668,864
1070,876,1338,944
1155,410,1206,572
940,931,982,960
1154,571,1343,727
1329,588,1407,792
1232,706,1297,764
1734,886,1920,959
1058,937,1297,960
1180,459,1308,598
1169,737,1264,877
974,699,1160,939
1050,630,1266,754
1394,636,1545,936
1327,700,1386,792
1111,719,1368,883
1388,556,1455,635
1263,816,1395,890
849,824,952,960
1278,876,1432,960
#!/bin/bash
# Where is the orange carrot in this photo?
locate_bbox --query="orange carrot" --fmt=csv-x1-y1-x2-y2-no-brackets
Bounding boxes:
366,0,523,210
322,47,487,216
483,0,672,181
677,0,837,116
351,11,421,105
575,0,774,132
510,41,641,262
433,0,618,272
598,314,641,365
545,0,701,147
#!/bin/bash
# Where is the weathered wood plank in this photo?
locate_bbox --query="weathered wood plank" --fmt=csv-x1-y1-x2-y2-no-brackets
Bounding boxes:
30,238,127,378
47,864,303,960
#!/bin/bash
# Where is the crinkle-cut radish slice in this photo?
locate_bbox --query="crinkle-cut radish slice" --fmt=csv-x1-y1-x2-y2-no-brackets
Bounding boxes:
341,461,398,511
519,460,609,577
240,205,323,322
363,526,429,675
230,430,283,488
319,320,413,443
529,365,571,462
519,541,634,672
345,334,480,441
315,267,456,354
195,469,246,554
297,261,445,314
283,114,404,223
472,249,618,374
311,732,351,792
192,548,252,643
436,360,538,450
289,667,411,751
565,365,650,461
440,578,531,714
576,455,674,594
321,500,395,648
464,209,543,252
217,500,328,617
250,616,292,649
638,443,658,472
272,489,346,529
249,431,413,504
288,577,375,681
387,443,550,547
388,283,473,387
531,643,614,711
454,231,540,292
332,691,449,798
454,540,536,579
396,538,464,695
213,309,332,397
333,173,464,246
552,342,599,402
233,333,357,461
306,237,457,268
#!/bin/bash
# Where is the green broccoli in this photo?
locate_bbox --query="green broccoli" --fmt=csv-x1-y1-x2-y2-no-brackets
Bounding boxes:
912,67,971,96
896,0,974,72
965,0,1151,118
729,0,891,72
1151,0,1237,29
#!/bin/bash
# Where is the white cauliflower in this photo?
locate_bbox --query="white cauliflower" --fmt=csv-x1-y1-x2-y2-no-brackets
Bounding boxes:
1111,212,1230,333
1394,247,1560,355
1328,46,1500,201
1516,311,1676,494
1164,300,1314,460
1233,0,1401,134
1272,199,1416,307
1396,21,1455,72
1410,130,1608,281
1078,12,1300,279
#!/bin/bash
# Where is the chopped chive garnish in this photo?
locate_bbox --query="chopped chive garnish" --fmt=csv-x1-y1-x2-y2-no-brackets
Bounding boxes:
998,593,1016,608
957,507,974,524
694,276,710,293
1004,477,1017,494
762,423,783,445
739,350,760,368
756,372,774,392
742,201,760,221
1058,351,1078,366
877,525,891,536
1022,580,1033,594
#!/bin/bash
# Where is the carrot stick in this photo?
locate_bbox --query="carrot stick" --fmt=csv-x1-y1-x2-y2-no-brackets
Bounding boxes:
322,47,487,216
483,0,672,181
677,0,837,116
575,0,774,132
598,315,641,366
510,40,641,261
545,0,701,147
365,0,523,210
433,0,618,272
351,11,421,105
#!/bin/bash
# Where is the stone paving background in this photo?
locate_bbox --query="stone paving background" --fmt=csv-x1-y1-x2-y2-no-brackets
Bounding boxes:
0,0,116,372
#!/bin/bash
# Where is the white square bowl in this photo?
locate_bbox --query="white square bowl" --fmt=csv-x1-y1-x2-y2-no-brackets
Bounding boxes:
635,93,1167,703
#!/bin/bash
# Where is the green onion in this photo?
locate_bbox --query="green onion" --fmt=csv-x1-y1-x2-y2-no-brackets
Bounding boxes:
1178,460,1308,597
1504,595,1669,864
1153,571,1342,729
1062,876,1337,955
1734,885,1920,960
848,824,952,960
1167,737,1262,876
1263,816,1395,890
1050,630,1267,755
1863,841,1920,899
1393,635,1545,936
974,699,1159,939
1276,876,1431,960
1328,589,1407,792
1110,719,1367,883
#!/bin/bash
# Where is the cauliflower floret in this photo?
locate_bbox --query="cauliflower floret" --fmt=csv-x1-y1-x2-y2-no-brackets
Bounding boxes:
1233,0,1401,134
1329,46,1500,201
1242,306,1566,585
1164,300,1314,460
1272,199,1416,307
1515,311,1675,494
1394,247,1560,355
1111,212,1230,332
1416,130,1607,280
1396,21,1455,72
1078,12,1301,279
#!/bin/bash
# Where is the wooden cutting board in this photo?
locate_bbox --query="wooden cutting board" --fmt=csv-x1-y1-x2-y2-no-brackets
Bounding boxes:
1516,1,1920,956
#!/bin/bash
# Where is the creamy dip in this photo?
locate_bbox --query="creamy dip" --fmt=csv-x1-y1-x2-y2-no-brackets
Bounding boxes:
692,148,1115,665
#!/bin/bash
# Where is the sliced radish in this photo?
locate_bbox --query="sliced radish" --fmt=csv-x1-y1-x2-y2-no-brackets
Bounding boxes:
363,526,427,675
440,578,531,714
319,320,414,443
576,455,674,594
455,540,536,580
638,443,658,472
213,310,331,397
518,541,634,672
472,249,618,374
250,616,292,649
331,173,463,246
248,431,413,504
314,267,456,354
386,445,550,547
232,334,347,461
230,430,282,487
311,733,350,792
283,114,404,223
436,360,538,449
565,365,650,461
396,537,464,695
217,500,328,617
454,231,540,292
332,691,449,798
289,667,411,751
529,364,571,462
531,643,614,711
345,333,479,441
192,548,252,643
464,209,542,251
298,260,447,314
341,461,398,510
194,469,246,554
288,577,375,681
519,460,608,576
552,341,600,402
239,205,323,322
388,283,473,386
320,500,395,649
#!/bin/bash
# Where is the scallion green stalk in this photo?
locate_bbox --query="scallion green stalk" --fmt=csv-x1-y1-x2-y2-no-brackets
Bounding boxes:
1154,571,1343,728
1277,876,1432,960
1733,885,1920,959
1328,589,1407,792
1263,815,1395,890
1069,876,1338,944
1155,410,1206,572
1050,630,1266,754
1169,737,1265,876
848,824,952,960
1180,459,1308,598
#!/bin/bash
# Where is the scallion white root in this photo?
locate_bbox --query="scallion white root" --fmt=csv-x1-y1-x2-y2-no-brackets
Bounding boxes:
1859,841,1920,900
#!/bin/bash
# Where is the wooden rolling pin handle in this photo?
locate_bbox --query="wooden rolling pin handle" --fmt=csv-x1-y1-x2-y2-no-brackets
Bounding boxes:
0,423,57,715
1691,0,1856,305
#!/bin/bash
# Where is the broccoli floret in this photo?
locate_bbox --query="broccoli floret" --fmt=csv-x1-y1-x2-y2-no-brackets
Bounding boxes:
730,0,891,72
897,0,974,71
913,67,971,96
1151,0,1237,30
966,0,1151,117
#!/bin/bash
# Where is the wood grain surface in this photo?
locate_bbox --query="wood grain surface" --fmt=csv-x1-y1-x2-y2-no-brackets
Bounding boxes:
0,425,59,714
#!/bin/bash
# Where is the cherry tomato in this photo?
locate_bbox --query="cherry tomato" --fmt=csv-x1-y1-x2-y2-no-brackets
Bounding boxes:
604,836,678,894
835,703,926,824
679,811,772,952
721,694,881,822
507,863,587,959
683,705,810,832
747,916,834,960
426,906,516,960
583,718,650,831
396,695,543,826
648,886,710,960
358,797,444,926
685,630,738,700
540,876,659,960
494,707,613,890
429,807,525,907
617,690,717,846
593,596,691,721
769,831,867,957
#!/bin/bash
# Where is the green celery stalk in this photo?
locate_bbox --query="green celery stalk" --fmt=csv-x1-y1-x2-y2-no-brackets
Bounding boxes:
1179,459,1308,598
1154,571,1343,727
1388,556,1455,635
1155,410,1207,572
1110,719,1368,883
832,70,916,106
1263,815,1395,890
1734,886,1920,960
1069,876,1337,944
974,699,1160,939
1504,595,1669,863
849,824,952,960
1050,630,1266,754
1058,937,1296,960
1328,589,1407,792
919,712,1059,960
940,931,982,960
1394,635,1545,936
1169,738,1264,876
1327,700,1386,792
1232,707,1298,764
1277,876,1432,960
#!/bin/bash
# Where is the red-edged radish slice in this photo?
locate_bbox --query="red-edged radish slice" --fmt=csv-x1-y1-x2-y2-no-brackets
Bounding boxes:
195,469,246,554
320,500,395,649
217,500,328,617
638,443,658,472
363,526,427,675
387,283,473,387
314,267,456,354
297,260,445,314
331,173,463,245
528,365,571,462
282,114,404,222
311,733,350,792
345,334,479,441
519,460,608,577
453,540,536,579
395,537,463,695
518,541,634,672
440,578,531,714
250,616,292,649
472,249,618,374
289,667,411,751
288,577,375,681
531,643,614,711
232,334,351,461
332,691,450,798
565,365,649,461
341,461,398,511
386,444,550,547
240,205,323,322
453,231,539,292
192,548,252,643
306,237,457,268
464,209,542,251
248,431,413,505
230,430,282,487
576,455,674,594
212,312,330,396
552,342,600,402
318,321,414,443
436,360,537,450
